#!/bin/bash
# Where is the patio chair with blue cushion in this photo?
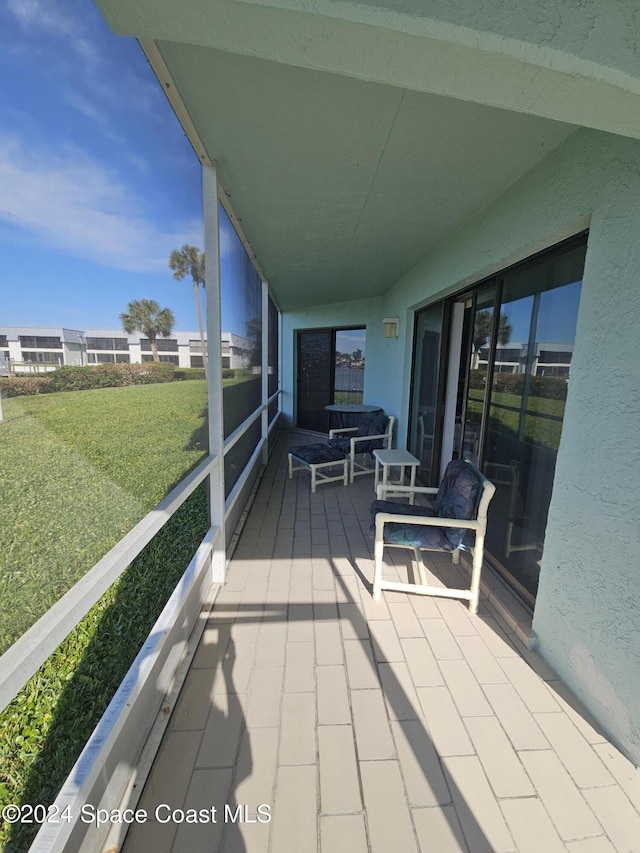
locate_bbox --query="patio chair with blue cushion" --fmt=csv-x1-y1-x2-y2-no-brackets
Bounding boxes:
328,413,395,482
370,458,495,614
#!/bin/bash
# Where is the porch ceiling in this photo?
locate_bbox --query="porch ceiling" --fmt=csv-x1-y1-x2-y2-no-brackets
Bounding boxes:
94,0,615,311
155,43,575,311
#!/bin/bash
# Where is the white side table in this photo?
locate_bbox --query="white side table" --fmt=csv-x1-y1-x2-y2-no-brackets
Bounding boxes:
373,449,420,504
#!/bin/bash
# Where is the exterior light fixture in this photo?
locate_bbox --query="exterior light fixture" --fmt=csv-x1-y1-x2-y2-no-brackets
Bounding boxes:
383,318,399,338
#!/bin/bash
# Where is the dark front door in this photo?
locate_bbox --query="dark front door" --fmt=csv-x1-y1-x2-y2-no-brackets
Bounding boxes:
296,329,333,431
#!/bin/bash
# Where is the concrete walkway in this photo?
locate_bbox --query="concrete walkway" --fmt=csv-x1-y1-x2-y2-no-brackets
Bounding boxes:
123,432,640,853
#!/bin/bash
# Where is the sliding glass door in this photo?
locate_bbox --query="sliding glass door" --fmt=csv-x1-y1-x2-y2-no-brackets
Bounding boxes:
408,304,445,485
482,243,585,601
296,327,366,432
409,235,586,605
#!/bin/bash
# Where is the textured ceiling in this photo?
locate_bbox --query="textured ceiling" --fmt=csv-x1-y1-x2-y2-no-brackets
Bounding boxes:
159,42,574,310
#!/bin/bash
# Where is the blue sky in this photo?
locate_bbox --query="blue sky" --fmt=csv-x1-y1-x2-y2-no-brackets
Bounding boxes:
0,0,204,332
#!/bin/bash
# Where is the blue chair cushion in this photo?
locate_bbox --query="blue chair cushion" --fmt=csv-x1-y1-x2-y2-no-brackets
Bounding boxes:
369,500,454,551
290,444,346,464
357,412,389,438
369,459,483,551
434,459,482,548
328,413,389,455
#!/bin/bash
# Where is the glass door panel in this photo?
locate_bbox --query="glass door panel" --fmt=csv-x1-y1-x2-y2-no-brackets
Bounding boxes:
483,244,586,602
334,329,366,405
296,329,332,431
457,286,496,465
409,304,444,485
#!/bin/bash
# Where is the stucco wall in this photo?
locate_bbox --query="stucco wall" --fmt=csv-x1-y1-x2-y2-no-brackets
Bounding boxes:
281,297,386,428
284,127,640,764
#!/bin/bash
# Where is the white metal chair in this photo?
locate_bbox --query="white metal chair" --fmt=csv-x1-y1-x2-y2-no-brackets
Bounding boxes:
328,414,395,482
371,458,495,614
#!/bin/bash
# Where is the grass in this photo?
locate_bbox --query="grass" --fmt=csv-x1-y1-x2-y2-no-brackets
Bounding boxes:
0,381,211,852
0,484,208,853
467,390,565,451
0,381,208,654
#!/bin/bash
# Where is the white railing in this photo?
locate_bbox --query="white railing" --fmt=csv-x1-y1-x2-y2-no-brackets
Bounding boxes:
0,453,216,715
0,389,282,715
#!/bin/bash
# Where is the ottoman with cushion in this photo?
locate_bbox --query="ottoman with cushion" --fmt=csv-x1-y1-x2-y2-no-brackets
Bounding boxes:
288,443,348,493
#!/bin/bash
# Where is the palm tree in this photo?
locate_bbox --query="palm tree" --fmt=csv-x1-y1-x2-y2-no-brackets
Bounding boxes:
169,245,207,377
120,298,175,362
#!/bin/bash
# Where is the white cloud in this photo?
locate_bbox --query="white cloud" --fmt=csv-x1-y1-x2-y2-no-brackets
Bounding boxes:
7,0,93,59
0,134,202,272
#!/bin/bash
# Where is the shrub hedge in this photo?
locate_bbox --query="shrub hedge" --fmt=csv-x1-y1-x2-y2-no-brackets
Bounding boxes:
174,367,206,381
0,363,176,397
468,369,567,400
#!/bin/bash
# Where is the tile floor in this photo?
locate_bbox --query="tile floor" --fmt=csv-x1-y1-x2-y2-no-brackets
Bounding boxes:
122,432,640,853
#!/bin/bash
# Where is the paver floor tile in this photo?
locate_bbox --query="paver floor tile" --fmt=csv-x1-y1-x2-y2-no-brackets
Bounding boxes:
436,598,479,637
191,622,231,670
401,637,445,687
439,659,493,717
500,797,565,853
565,837,618,852
338,602,369,641
583,784,640,852
593,741,640,809
378,661,422,720
420,618,463,659
533,713,615,789
318,725,362,813
279,692,316,765
473,615,518,658
409,592,442,619
284,641,315,692
287,603,314,642
391,719,451,806
246,666,283,728
442,756,515,853
360,760,419,853
412,805,467,852
482,682,549,751
498,656,560,713
138,730,203,812
169,668,216,732
320,814,368,853
196,691,247,768
314,620,343,664
123,815,176,852
351,689,395,760
464,715,534,797
171,767,232,852
270,765,318,853
519,749,603,840
369,619,405,662
456,635,509,684
344,639,379,689
388,602,424,637
416,686,474,756
232,727,279,819
317,664,351,725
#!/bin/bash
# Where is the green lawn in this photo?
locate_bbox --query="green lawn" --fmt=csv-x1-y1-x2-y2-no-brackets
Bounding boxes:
467,390,565,451
0,381,208,653
0,381,211,851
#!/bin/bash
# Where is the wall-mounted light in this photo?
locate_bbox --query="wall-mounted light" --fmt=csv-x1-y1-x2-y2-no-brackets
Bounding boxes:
383,318,399,338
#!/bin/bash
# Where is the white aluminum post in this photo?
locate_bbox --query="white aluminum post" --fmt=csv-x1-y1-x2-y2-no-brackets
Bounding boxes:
203,163,226,584
262,280,269,463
